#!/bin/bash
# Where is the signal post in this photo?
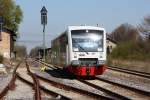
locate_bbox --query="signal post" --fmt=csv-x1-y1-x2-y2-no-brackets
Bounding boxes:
40,6,47,71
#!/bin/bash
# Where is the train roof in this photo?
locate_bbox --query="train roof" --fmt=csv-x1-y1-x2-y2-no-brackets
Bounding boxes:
68,26,105,31
51,25,106,42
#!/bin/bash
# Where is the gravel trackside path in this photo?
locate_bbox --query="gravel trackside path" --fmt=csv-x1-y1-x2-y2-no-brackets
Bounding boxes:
0,74,12,94
3,79,34,100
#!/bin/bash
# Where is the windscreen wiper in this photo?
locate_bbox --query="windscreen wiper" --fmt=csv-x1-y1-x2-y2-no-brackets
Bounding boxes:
72,39,89,54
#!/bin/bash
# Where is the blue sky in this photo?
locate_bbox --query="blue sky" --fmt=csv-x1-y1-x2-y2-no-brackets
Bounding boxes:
15,0,150,52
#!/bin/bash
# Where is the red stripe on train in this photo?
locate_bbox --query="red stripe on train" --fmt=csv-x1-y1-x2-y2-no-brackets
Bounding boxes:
67,65,106,76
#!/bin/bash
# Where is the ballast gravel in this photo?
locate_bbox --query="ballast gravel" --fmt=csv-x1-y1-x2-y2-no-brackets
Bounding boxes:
101,69,150,92
0,74,12,92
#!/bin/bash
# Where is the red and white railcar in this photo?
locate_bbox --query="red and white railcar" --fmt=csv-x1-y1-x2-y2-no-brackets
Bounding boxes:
51,26,106,76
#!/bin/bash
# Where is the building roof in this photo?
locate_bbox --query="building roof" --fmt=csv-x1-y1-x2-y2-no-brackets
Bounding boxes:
107,34,117,44
3,28,16,36
1,28,17,41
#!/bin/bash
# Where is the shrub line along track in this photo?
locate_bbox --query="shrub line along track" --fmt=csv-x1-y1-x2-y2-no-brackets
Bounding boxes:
107,66,150,79
35,60,140,99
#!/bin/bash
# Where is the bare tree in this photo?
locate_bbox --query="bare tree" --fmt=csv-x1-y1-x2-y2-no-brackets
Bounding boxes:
110,23,139,43
14,45,27,58
138,15,150,40
30,46,42,58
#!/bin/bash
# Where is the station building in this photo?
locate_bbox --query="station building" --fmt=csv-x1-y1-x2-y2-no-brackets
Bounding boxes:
0,28,16,58
106,35,117,54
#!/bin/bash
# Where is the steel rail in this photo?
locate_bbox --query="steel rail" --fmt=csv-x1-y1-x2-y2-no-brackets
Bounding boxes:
107,66,150,79
0,61,22,99
34,72,113,100
77,79,131,100
16,73,71,100
95,77,150,96
109,66,150,75
34,60,133,99
34,59,56,69
26,61,41,100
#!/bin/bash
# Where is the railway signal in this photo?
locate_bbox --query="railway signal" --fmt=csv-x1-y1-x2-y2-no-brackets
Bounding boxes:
40,6,48,71
41,6,47,27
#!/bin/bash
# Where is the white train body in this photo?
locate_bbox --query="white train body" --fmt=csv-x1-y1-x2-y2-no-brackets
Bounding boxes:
51,26,107,76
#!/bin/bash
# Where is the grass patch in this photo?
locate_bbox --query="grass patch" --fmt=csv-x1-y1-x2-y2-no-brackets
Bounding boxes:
107,40,150,73
110,40,150,61
107,59,150,74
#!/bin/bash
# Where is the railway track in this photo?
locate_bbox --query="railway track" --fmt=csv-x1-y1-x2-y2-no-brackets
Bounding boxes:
0,60,70,99
30,60,113,99
25,61,41,100
20,61,71,100
77,78,131,100
35,59,150,79
0,60,41,99
78,77,150,99
34,60,150,99
107,66,150,79
95,76,150,96
34,72,112,99
17,71,71,100
0,61,22,99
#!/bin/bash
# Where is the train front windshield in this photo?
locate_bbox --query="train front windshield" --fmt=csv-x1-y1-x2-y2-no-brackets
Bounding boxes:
71,30,103,52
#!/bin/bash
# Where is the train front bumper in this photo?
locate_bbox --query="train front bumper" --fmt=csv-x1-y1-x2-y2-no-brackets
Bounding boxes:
68,65,106,76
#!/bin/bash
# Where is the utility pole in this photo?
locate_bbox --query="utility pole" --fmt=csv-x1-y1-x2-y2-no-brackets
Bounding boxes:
40,6,47,71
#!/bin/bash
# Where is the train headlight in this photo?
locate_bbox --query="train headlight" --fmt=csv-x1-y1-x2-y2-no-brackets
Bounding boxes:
74,53,77,58
74,56,77,58
73,48,79,51
97,60,105,65
71,60,80,66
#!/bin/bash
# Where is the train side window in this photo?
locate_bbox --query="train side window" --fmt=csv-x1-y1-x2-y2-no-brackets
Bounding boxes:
64,36,68,44
59,32,68,44
63,32,68,44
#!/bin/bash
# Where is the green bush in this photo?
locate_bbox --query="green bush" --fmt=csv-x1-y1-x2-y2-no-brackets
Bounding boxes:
110,40,150,61
0,54,3,63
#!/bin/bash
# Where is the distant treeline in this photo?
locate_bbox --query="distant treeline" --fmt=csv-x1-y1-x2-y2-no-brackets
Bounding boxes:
109,15,150,61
